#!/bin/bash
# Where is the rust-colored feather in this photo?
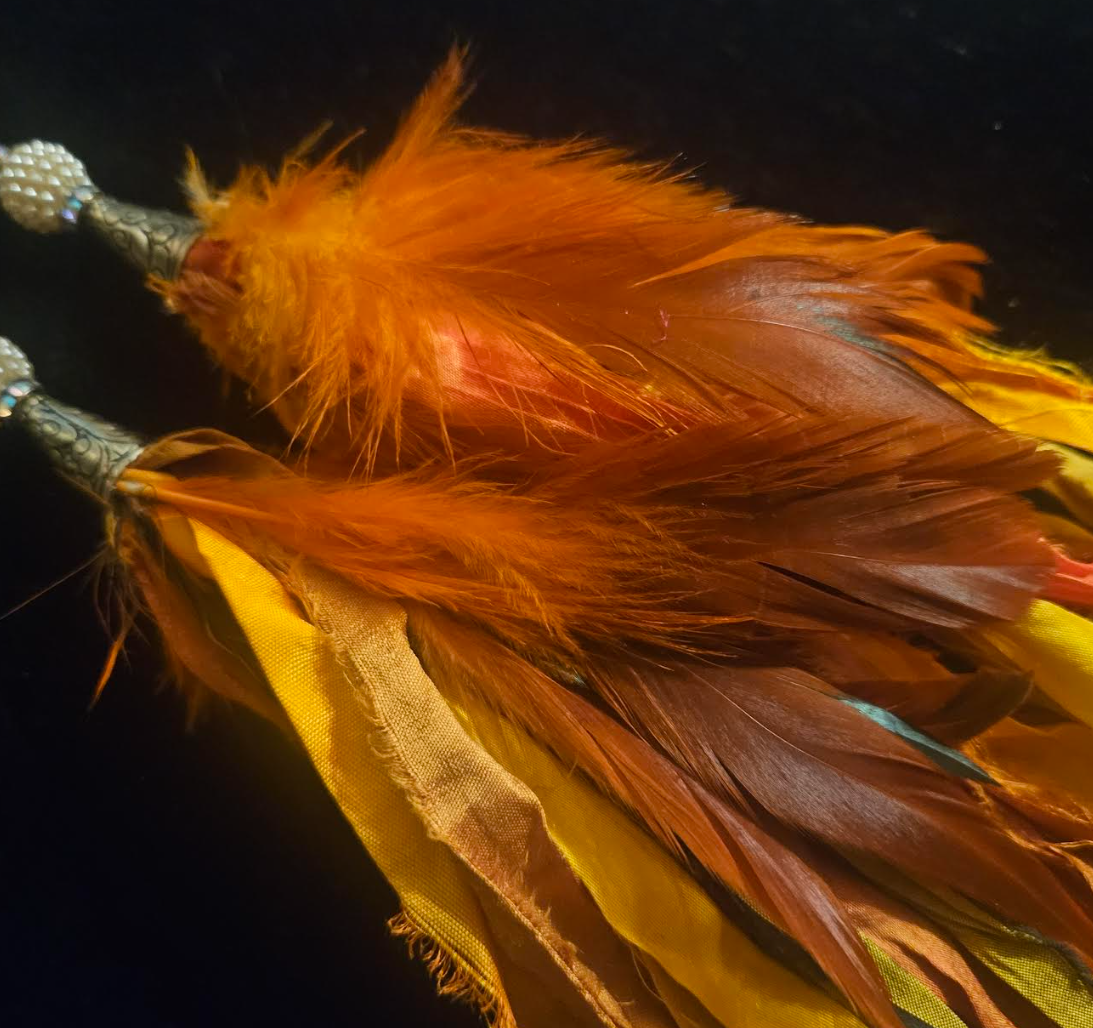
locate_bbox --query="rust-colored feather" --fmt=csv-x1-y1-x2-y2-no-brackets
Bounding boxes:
113,418,1091,1028
785,629,1037,746
534,412,1057,629
593,660,1093,962
116,518,282,724
122,411,1055,676
115,426,1093,1022
406,608,903,1028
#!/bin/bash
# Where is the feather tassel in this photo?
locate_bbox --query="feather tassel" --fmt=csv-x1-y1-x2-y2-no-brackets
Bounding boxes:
165,47,999,475
6,44,1093,1028
105,428,1093,1026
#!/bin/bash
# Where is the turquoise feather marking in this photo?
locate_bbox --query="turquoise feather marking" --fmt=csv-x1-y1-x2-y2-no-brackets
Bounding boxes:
837,695,996,785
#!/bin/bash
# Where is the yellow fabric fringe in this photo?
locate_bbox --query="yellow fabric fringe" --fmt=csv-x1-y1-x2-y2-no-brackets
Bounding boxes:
177,517,873,1027
977,600,1093,729
179,517,518,1026
910,336,1093,451
298,567,676,1028
929,342,1093,732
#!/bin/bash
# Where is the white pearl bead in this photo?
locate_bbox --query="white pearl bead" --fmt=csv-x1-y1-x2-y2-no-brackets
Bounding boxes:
0,140,94,233
0,336,34,389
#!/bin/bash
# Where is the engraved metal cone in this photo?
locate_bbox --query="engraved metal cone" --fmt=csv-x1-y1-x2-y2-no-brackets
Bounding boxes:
0,335,143,498
17,394,146,498
0,139,202,278
80,193,203,281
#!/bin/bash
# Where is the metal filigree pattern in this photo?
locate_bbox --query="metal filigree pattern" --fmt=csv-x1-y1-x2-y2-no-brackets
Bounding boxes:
80,193,202,280
15,393,144,498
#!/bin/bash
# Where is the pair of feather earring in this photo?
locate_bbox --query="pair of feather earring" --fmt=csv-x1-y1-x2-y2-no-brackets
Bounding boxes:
4,50,1093,1028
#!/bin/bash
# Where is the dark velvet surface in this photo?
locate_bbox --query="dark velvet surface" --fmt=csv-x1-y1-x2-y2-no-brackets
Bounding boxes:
0,2,1089,1024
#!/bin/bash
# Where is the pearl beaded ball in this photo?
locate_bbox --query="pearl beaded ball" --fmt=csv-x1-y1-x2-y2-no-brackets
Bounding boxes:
0,141,93,233
0,336,34,389
0,336,36,420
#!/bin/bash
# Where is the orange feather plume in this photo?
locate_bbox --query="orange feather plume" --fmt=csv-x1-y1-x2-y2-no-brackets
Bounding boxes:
166,46,996,475
123,406,1056,666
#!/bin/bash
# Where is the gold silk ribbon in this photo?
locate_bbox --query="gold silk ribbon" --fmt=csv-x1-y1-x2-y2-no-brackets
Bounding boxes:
174,515,872,1027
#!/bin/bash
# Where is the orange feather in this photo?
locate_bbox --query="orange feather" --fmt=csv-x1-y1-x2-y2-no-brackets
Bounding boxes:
124,407,1056,668
106,405,1092,1028
115,419,1092,1015
406,609,904,1028
166,47,996,474
115,518,284,724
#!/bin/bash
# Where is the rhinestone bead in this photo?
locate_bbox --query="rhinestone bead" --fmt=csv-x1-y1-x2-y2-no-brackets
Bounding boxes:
0,141,94,233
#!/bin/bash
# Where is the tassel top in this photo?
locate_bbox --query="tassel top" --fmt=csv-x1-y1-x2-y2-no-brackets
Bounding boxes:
0,334,143,497
0,139,201,278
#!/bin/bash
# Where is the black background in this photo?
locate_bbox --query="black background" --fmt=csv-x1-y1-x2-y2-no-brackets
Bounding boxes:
0,1,1090,1024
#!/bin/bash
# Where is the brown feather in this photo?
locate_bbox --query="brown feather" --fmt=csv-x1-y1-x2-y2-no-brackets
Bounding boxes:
406,608,903,1028
593,659,1093,964
118,425,1085,1021
787,631,1033,744
117,518,283,724
126,412,1057,671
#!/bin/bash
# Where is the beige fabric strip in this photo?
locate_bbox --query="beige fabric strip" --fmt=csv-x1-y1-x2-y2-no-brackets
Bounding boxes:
301,567,676,1028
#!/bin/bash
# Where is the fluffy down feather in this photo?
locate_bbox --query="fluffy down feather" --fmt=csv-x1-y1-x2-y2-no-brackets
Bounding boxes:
167,47,995,473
